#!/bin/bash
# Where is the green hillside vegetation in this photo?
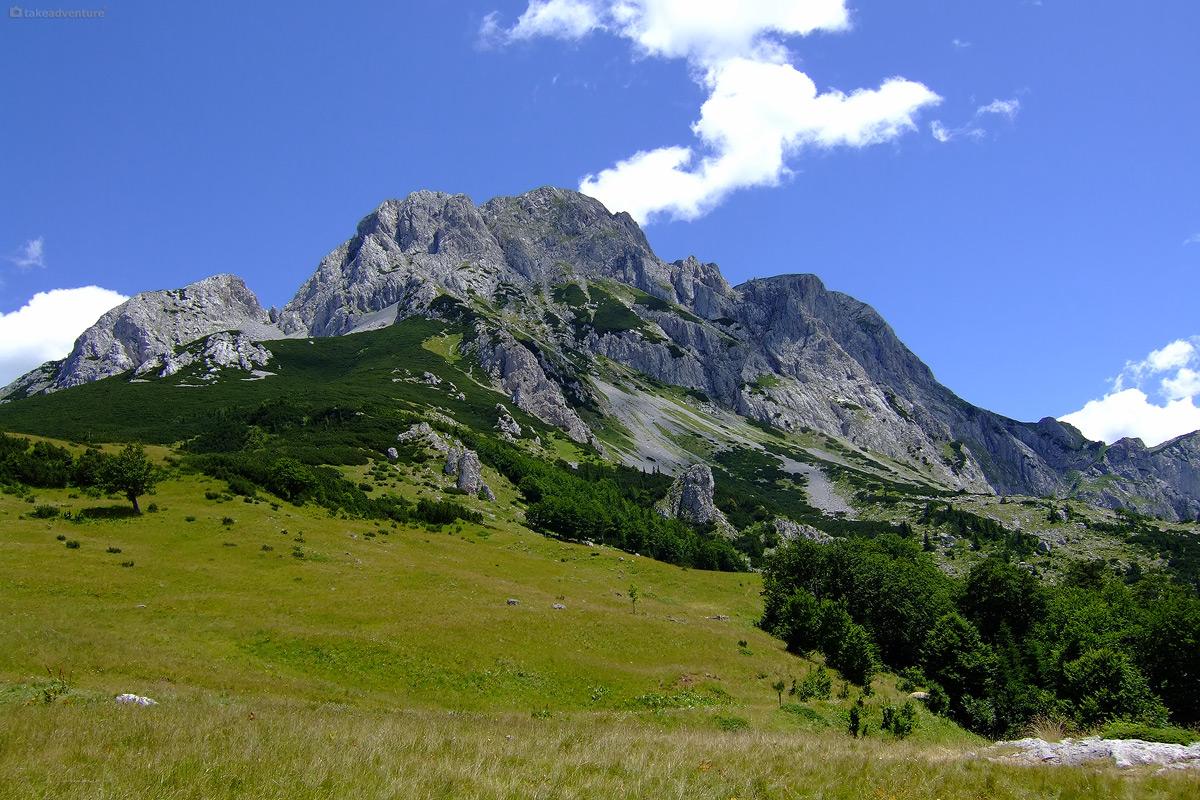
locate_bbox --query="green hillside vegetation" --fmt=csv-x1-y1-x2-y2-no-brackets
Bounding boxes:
3,454,1198,798
1,321,1199,797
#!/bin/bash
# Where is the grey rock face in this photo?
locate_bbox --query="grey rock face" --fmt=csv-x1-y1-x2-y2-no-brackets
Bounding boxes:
279,191,509,337
0,360,60,402
135,332,272,380
3,274,279,398
474,330,591,444
658,464,736,537
772,517,834,545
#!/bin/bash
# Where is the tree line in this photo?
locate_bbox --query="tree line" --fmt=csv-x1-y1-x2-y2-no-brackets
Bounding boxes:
761,535,1199,736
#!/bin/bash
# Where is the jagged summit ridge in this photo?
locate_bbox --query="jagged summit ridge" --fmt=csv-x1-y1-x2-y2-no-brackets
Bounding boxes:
4,186,1199,521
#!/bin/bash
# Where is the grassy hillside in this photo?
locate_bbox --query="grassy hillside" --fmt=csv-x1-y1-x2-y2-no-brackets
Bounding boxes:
3,463,1197,798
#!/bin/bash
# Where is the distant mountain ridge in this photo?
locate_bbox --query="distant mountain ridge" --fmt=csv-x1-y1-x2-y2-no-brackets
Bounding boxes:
4,187,1198,520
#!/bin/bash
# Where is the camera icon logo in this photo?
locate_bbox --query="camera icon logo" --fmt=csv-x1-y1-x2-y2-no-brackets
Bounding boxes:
10,6,23,18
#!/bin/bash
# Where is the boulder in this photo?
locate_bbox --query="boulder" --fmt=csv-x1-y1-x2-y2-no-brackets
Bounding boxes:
444,446,494,501
657,463,736,538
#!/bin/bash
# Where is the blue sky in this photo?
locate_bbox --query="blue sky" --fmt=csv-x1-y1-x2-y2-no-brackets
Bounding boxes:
1,1,1198,443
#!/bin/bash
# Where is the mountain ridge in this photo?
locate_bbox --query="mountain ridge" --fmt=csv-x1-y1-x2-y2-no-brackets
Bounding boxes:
4,186,1198,521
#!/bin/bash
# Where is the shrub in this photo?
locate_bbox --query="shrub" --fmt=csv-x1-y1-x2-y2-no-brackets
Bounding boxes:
40,674,71,704
55,534,66,542
792,666,833,701
146,503,159,513
185,515,196,522
1061,648,1169,728
827,622,878,686
64,540,80,549
30,505,59,519
120,560,134,568
221,517,235,526
848,696,867,737
261,544,274,552
714,714,750,731
881,702,917,739
106,546,122,554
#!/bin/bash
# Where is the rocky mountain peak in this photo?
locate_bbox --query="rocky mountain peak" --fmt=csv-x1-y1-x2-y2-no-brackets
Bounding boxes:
2,273,278,398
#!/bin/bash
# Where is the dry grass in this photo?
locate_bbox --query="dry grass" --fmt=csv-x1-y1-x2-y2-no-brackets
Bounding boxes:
1,699,1196,800
1024,714,1072,743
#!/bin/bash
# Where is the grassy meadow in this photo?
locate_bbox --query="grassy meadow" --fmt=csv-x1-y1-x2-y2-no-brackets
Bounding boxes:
1,447,1197,798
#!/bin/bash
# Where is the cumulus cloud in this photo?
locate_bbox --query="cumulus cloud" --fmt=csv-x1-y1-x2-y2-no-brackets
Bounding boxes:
8,237,46,270
1184,233,1200,246
0,286,127,387
492,0,603,43
1060,337,1200,447
483,1,939,222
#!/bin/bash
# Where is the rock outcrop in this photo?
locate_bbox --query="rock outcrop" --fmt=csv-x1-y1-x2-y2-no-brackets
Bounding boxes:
474,331,591,444
495,404,522,438
2,274,279,398
772,517,834,545
984,737,1200,771
445,445,495,501
134,332,273,380
657,464,736,537
396,422,450,453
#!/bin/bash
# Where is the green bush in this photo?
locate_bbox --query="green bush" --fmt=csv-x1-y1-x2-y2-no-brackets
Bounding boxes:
64,540,80,549
1061,648,1168,728
714,714,750,732
30,504,59,519
881,702,917,739
792,666,832,701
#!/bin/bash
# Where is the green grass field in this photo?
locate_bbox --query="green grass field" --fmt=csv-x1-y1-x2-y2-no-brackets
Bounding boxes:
2,449,1198,798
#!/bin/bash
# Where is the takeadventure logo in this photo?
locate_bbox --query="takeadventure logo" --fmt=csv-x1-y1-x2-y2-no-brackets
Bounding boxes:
9,6,106,19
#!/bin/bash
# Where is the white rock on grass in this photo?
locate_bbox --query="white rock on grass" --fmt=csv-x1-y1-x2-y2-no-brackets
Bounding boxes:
115,693,157,707
985,737,1200,770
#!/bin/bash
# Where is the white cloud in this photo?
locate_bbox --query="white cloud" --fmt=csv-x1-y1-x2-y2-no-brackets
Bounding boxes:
930,97,1020,143
509,0,603,41
484,1,939,223
1060,337,1200,446
0,286,127,387
977,98,1020,119
951,38,971,50
609,0,850,62
9,237,46,270
1184,233,1200,246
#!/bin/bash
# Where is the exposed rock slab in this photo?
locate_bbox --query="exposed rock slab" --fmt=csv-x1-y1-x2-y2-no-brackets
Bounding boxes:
985,737,1200,771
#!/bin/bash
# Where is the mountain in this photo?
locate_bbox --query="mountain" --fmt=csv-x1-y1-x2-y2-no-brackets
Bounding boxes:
3,187,1198,521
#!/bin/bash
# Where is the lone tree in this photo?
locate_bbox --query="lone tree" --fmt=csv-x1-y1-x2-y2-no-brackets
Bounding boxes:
628,584,639,614
101,443,159,513
771,678,786,707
